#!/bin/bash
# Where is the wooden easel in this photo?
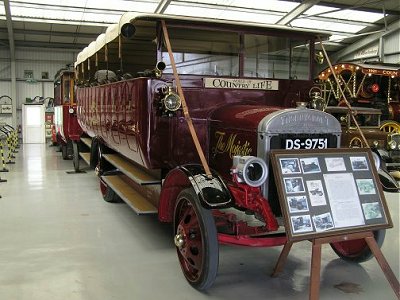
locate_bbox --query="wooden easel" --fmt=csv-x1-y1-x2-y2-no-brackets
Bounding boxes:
271,231,400,300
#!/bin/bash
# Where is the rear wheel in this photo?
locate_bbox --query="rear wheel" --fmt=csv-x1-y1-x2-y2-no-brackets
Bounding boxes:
72,141,80,172
330,229,386,262
99,179,121,203
174,188,218,290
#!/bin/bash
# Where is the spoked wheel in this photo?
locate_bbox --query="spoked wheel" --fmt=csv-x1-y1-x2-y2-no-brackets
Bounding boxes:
174,188,218,290
330,229,386,262
72,141,80,172
380,121,400,133
99,178,121,203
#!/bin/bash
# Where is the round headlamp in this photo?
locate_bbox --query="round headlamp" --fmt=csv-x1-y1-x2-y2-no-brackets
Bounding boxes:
372,140,379,147
389,140,397,150
162,87,181,112
232,156,268,187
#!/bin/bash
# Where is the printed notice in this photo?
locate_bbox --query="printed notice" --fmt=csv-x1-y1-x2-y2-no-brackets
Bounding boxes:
323,173,365,228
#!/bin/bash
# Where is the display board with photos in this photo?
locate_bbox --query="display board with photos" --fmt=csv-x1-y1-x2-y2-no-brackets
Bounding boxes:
271,148,392,241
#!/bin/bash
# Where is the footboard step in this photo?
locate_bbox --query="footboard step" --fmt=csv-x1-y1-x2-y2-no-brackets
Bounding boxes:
80,137,92,148
101,175,157,214
103,154,161,185
79,152,90,165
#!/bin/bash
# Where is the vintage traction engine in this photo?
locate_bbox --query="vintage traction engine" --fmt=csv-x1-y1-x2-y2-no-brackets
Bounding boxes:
74,13,392,289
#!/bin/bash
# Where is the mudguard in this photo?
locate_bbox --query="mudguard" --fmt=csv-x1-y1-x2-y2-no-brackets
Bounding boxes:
160,164,232,213
378,168,400,193
179,165,232,208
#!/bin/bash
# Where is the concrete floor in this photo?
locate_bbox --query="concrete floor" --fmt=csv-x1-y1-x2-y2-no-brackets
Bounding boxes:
0,143,398,300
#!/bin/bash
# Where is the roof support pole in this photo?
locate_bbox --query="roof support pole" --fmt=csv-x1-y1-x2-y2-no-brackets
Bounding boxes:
4,0,17,128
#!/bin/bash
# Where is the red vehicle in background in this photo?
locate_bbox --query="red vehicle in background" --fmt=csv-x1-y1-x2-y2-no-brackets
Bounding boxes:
54,68,83,170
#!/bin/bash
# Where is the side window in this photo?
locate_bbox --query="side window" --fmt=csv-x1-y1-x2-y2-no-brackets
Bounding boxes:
243,35,310,80
161,28,239,76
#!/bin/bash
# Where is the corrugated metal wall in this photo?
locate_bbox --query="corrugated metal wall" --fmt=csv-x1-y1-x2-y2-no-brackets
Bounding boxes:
0,47,78,127
383,31,400,64
338,27,400,64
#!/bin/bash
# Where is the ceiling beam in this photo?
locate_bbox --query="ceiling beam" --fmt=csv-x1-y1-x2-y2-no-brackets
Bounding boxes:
331,18,400,62
154,0,172,14
3,0,15,61
276,0,321,25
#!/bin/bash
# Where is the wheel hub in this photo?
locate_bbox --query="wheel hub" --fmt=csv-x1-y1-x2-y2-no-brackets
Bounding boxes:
174,233,185,248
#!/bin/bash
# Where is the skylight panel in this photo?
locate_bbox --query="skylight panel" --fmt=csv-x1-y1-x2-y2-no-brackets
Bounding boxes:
181,0,298,13
328,34,348,42
165,3,282,24
304,5,384,23
291,18,366,34
9,6,119,23
320,9,384,23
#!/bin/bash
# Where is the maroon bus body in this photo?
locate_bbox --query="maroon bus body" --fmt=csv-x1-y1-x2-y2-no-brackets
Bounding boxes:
76,76,311,170
54,70,83,145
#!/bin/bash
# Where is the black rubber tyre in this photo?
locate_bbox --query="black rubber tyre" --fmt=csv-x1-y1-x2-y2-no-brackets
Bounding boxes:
72,141,80,172
90,138,99,169
61,144,68,160
330,229,386,263
99,179,121,203
174,188,219,290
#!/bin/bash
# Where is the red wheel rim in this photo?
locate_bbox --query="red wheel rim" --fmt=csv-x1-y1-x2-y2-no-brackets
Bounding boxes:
332,239,367,257
175,199,204,283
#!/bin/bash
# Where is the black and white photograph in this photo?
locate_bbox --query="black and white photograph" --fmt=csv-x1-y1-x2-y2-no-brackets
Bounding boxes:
279,158,301,174
300,157,321,173
291,215,313,233
312,212,335,232
362,202,383,220
356,179,376,195
284,177,305,193
287,195,309,213
325,157,346,171
306,180,327,206
350,156,369,171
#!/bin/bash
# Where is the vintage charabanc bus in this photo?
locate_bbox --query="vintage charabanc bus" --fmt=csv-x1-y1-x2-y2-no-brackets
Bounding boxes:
54,68,83,170
74,13,393,290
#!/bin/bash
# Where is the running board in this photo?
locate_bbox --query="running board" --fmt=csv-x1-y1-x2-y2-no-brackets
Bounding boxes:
80,137,92,149
103,154,161,185
101,175,157,214
79,152,90,165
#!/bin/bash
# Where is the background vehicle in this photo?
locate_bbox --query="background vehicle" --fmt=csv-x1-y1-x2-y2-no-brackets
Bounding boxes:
325,106,400,183
74,13,392,290
53,68,84,170
317,62,400,125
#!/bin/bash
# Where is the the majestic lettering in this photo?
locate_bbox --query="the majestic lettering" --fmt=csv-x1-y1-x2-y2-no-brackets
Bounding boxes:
213,131,253,158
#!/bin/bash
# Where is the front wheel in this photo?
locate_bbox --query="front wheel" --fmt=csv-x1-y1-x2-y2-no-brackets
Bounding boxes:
174,188,219,290
330,229,386,262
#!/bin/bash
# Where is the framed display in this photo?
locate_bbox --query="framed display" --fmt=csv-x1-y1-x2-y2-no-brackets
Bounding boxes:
271,148,393,242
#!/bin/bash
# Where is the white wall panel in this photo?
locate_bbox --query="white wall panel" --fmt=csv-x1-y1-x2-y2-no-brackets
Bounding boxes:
0,82,11,98
0,61,11,79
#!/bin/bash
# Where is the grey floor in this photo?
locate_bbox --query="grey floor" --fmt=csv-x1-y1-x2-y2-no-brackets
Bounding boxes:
0,143,398,300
